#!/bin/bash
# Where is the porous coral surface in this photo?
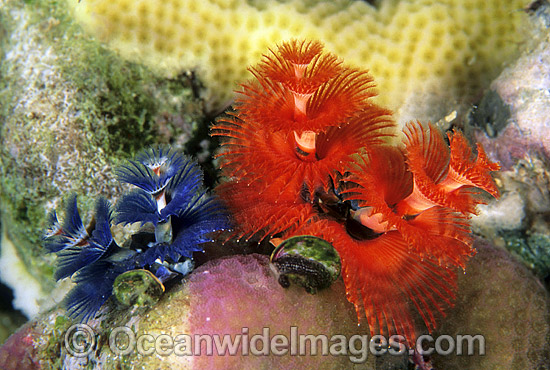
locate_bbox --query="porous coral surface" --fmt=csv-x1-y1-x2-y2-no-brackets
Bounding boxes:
68,0,530,122
432,239,550,370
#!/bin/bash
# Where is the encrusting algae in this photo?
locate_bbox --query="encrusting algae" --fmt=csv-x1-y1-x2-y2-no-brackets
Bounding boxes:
212,39,500,345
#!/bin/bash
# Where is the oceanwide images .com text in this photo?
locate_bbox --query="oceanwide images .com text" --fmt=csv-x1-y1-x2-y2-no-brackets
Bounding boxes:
65,324,485,363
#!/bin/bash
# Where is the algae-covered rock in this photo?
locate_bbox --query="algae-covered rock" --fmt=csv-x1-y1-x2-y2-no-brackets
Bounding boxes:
0,1,208,316
501,231,550,280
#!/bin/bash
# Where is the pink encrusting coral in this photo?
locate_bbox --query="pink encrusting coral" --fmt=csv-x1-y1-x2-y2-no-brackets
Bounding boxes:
186,254,361,370
212,39,500,345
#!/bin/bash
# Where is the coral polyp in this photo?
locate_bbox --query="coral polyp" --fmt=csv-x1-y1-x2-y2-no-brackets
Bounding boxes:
213,39,500,344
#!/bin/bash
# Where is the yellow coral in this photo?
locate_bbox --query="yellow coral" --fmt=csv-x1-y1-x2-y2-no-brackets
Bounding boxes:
68,0,529,120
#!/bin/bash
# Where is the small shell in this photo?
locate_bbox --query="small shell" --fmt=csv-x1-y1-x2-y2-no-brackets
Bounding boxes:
270,235,341,293
113,269,165,307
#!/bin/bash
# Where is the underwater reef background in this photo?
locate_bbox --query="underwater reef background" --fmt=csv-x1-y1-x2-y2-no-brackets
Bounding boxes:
0,0,550,369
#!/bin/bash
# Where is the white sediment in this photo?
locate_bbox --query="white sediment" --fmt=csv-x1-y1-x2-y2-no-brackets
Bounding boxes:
0,227,72,318
0,227,44,318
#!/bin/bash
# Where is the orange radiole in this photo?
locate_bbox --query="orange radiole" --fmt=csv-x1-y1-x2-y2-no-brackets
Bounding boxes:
212,39,499,344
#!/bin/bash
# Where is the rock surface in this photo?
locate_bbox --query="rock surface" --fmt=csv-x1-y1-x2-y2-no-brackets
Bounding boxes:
1,244,549,369
468,19,550,279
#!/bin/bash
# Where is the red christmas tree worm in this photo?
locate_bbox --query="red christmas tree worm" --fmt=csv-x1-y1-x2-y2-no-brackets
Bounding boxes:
212,39,394,239
212,39,500,345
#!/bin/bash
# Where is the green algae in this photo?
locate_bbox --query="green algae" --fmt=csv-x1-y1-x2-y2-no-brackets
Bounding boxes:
0,0,207,300
41,315,72,369
502,230,550,280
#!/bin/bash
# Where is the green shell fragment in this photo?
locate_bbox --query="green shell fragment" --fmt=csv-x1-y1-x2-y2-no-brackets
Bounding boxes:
113,269,165,308
270,235,341,294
